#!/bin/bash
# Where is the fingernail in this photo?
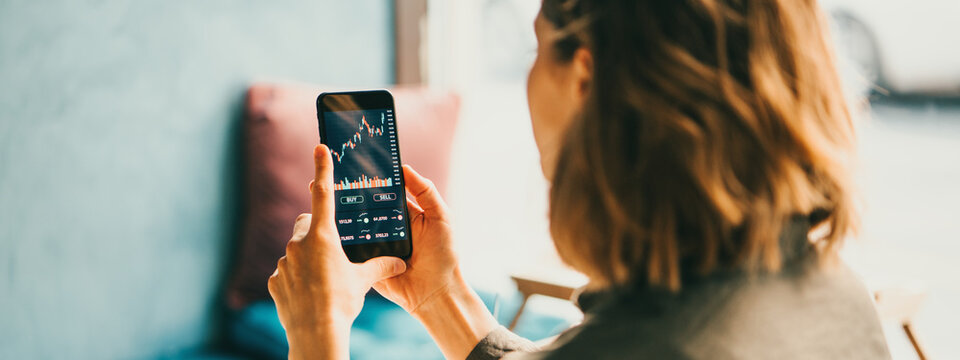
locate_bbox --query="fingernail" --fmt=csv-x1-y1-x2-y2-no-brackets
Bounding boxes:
393,259,407,274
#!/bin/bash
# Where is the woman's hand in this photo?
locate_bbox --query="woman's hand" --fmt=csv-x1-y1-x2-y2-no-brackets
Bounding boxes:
371,165,459,314
268,144,407,360
373,165,500,360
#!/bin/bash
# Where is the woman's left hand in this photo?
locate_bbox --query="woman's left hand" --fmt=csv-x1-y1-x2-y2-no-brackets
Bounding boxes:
268,144,408,360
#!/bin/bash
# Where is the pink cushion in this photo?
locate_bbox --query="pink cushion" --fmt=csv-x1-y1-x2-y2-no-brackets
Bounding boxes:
227,83,460,309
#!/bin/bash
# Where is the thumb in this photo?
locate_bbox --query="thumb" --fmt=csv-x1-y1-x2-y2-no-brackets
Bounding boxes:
358,257,407,282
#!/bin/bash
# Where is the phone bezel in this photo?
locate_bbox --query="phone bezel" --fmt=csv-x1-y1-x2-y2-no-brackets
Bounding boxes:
316,90,413,263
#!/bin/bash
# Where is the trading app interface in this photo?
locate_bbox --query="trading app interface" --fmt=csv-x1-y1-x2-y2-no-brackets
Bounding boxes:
324,109,408,244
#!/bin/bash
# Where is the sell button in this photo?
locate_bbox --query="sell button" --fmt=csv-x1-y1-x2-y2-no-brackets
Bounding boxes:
373,193,397,202
340,195,364,205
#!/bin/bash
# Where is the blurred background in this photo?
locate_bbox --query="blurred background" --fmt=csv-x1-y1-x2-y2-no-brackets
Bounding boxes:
1,0,958,359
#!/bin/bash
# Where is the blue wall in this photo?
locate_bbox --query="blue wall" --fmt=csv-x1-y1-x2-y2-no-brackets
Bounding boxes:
0,1,394,358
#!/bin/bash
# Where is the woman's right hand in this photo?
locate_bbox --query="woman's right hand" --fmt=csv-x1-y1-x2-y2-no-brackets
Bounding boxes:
372,165,461,314
374,165,500,360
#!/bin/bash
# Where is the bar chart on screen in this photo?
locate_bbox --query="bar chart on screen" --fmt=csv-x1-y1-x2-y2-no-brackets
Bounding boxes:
334,174,394,190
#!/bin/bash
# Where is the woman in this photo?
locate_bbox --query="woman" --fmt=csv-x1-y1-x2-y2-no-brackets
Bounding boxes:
267,0,891,359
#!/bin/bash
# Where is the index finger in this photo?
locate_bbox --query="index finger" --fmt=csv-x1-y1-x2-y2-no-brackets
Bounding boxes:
309,144,336,230
402,164,447,215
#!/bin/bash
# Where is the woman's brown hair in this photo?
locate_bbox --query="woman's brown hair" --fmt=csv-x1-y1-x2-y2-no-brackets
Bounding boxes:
544,0,857,290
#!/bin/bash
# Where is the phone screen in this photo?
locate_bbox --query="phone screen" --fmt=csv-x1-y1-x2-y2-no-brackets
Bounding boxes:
318,91,411,262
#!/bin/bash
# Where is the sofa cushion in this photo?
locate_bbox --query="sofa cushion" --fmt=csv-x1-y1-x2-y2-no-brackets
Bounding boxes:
227,83,460,309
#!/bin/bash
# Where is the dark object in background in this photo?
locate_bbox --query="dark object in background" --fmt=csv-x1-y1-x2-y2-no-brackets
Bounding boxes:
824,0,960,95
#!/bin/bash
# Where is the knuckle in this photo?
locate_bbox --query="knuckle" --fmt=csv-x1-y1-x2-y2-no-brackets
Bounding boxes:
313,180,333,194
424,178,438,192
291,215,311,239
276,255,288,269
424,182,442,200
267,276,278,296
285,238,301,253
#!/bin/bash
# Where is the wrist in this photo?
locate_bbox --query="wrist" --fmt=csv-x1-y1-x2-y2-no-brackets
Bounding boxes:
410,269,466,316
412,271,500,360
286,314,352,360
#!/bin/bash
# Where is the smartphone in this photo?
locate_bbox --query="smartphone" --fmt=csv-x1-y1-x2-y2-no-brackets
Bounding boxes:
316,90,412,263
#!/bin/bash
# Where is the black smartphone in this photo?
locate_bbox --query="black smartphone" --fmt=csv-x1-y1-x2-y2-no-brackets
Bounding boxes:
316,90,412,263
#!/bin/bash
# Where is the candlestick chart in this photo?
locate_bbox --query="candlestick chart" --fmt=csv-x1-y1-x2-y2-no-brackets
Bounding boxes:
323,110,400,190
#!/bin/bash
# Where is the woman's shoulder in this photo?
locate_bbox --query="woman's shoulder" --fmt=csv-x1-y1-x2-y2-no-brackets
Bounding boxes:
533,258,891,360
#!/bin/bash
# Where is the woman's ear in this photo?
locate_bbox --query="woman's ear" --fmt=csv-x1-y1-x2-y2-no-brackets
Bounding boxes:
572,48,593,105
